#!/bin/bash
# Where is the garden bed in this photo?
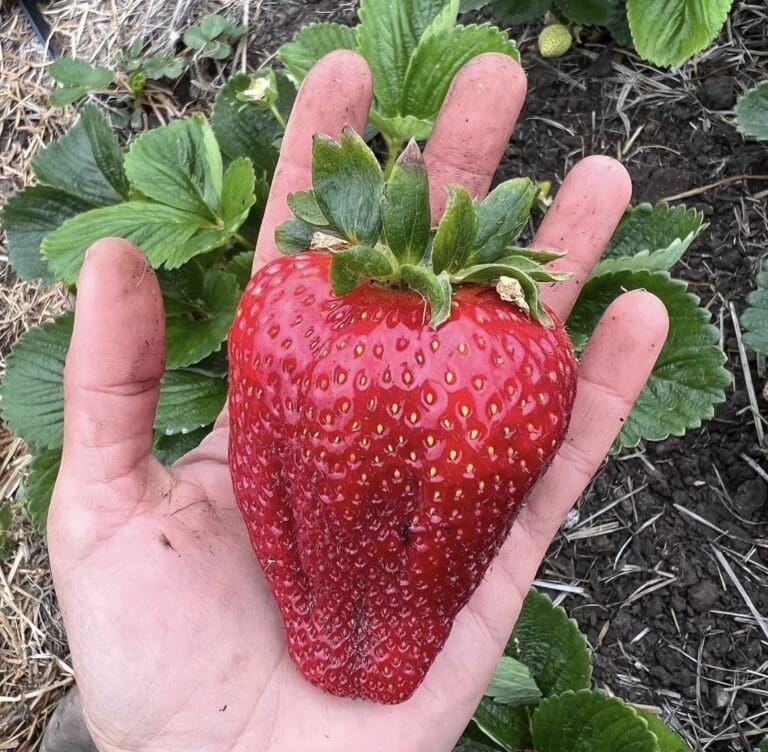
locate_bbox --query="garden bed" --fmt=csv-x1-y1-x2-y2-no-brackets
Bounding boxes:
1,0,766,749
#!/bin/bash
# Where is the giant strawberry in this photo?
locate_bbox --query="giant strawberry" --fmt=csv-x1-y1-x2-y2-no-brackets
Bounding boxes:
228,129,577,704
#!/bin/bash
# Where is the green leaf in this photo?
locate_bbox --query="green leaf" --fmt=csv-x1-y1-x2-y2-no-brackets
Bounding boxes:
485,656,542,707
509,588,592,697
276,218,314,254
568,270,730,447
201,41,234,61
555,0,618,25
0,502,13,559
184,15,243,49
600,203,705,272
450,260,553,326
212,72,295,177
199,14,229,38
593,247,690,275
454,257,567,283
627,0,733,67
400,24,519,122
226,250,255,290
459,0,489,10
488,0,553,24
153,427,212,465
25,448,62,533
41,202,223,283
634,709,691,752
432,185,478,274
125,37,145,63
124,115,223,219
142,51,187,80
452,739,500,752
48,57,114,88
2,186,92,281
161,265,240,370
312,128,384,245
49,87,89,106
1,314,72,452
369,112,435,142
221,157,257,227
357,0,457,116
503,247,566,264
32,104,129,205
606,2,633,46
128,69,147,97
287,191,329,226
156,371,227,435
200,14,245,41
736,82,768,141
329,246,396,295
532,691,658,752
183,26,209,49
757,739,768,752
382,140,431,265
473,178,536,264
473,702,533,751
741,266,768,356
277,22,358,83
400,265,453,328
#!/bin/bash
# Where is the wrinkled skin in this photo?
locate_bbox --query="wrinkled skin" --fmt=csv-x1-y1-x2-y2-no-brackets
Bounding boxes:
48,51,669,752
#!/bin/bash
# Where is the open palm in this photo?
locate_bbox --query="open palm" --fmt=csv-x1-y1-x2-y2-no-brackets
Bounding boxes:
48,51,668,752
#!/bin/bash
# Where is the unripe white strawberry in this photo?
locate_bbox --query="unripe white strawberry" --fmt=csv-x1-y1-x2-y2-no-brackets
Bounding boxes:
538,24,573,58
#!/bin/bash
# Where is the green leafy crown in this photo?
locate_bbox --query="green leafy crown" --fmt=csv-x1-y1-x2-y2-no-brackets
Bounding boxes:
275,128,568,328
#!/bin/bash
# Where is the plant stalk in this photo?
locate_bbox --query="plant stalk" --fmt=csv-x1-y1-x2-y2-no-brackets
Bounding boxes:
383,135,403,180
233,233,252,249
270,104,287,131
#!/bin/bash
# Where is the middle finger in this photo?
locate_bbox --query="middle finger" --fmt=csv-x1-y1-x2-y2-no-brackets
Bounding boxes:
424,52,528,220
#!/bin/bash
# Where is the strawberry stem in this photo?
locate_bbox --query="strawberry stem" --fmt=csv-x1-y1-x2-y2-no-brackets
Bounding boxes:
275,128,571,329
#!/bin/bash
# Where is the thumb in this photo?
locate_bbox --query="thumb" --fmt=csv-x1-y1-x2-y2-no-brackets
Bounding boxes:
54,238,165,510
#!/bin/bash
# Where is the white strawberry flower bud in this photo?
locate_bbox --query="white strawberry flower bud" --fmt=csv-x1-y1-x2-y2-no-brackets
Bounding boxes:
240,76,273,103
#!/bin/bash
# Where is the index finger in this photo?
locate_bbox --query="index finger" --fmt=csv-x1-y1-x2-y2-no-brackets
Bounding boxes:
254,51,373,271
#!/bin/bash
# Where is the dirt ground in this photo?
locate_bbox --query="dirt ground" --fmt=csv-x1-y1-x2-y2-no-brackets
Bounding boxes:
1,0,767,750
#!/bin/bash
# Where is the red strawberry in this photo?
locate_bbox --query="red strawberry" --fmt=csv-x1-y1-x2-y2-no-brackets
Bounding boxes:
228,131,577,703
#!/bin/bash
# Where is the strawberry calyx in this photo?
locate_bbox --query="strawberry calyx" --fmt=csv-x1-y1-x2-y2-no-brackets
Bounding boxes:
275,127,569,328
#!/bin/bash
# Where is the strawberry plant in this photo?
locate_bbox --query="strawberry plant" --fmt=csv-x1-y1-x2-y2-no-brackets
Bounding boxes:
741,261,768,358
182,13,247,61
462,0,734,67
1,75,294,528
735,82,768,358
736,81,768,143
48,13,246,126
453,588,692,751
276,0,520,175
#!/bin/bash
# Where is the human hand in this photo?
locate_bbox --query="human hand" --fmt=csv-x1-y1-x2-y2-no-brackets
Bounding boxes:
47,51,668,752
